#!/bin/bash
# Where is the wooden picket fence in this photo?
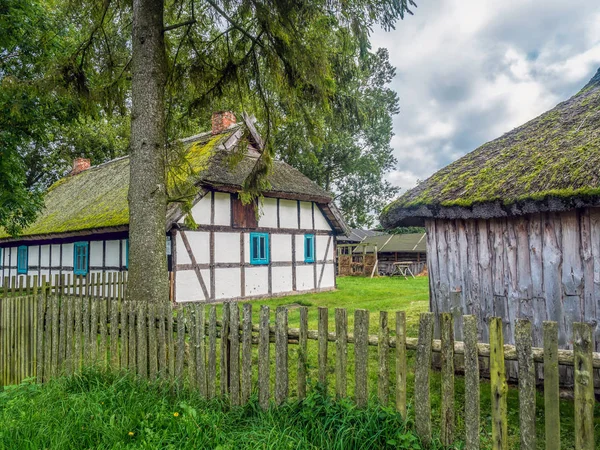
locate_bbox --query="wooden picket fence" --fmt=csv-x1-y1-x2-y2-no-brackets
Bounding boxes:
0,291,598,449
0,273,128,298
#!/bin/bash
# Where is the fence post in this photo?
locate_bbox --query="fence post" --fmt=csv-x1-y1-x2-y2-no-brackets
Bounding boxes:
207,305,217,398
157,302,167,376
395,311,407,418
490,317,508,450
298,306,308,400
463,315,480,450
175,306,185,387
415,312,434,446
441,312,455,447
515,319,536,450
220,303,230,396
275,306,288,405
318,307,328,388
543,321,560,450
195,303,207,397
335,308,348,399
354,309,369,408
258,305,270,409
229,303,241,406
573,322,594,450
241,303,252,404
378,311,389,405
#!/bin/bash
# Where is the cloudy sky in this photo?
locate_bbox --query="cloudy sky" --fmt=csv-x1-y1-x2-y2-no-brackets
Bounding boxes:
371,0,600,193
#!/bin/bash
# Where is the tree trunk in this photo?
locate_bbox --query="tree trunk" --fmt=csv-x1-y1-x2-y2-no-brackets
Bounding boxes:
129,0,168,304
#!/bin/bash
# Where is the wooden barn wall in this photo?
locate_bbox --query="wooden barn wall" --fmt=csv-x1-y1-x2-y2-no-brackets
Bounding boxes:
425,208,600,362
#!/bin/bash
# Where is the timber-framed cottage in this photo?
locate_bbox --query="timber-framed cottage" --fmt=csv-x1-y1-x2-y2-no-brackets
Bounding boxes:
381,68,600,358
0,112,348,302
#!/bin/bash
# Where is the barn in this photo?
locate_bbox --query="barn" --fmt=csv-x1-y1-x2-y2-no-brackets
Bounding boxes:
381,67,600,358
0,112,348,302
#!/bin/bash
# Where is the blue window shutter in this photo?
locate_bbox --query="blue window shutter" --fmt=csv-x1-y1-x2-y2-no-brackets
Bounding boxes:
17,246,28,274
304,234,315,263
73,242,89,276
250,232,269,265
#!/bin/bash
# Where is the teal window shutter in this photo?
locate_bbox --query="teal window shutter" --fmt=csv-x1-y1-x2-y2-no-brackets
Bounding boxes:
73,242,89,276
304,234,315,263
249,232,269,265
17,246,28,274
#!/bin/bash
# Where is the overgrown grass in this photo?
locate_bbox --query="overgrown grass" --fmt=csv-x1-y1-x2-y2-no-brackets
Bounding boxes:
0,369,445,449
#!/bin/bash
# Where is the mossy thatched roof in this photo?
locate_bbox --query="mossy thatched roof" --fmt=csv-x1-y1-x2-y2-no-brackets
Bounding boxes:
381,68,600,228
1,123,336,241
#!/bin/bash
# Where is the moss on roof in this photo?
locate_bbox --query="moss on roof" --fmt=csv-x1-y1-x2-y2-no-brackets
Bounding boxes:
381,68,600,227
1,125,332,239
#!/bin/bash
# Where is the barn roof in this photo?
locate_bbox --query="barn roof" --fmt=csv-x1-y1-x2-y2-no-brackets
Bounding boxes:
1,117,347,241
337,228,385,243
353,233,427,254
381,67,600,227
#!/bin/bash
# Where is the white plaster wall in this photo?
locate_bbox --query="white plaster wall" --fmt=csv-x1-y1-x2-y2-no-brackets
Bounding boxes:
215,268,241,299
271,234,292,262
296,265,314,291
245,267,269,296
176,231,210,265
213,192,231,226
294,235,305,262
10,247,18,266
105,240,120,266
28,245,39,267
279,200,298,229
316,235,333,261
299,201,312,229
188,193,211,225
40,245,50,267
314,206,331,230
40,269,50,283
90,241,103,267
50,244,61,266
214,232,240,263
317,263,335,288
243,233,250,264
272,266,293,293
62,243,74,267
258,198,278,228
176,269,209,302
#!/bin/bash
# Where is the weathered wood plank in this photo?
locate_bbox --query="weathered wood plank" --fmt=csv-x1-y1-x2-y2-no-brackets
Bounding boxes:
573,322,594,450
490,317,508,450
167,301,175,380
35,293,45,382
157,302,167,376
440,312,455,447
175,307,185,387
395,311,407,418
414,312,434,446
463,315,480,450
187,305,197,388
65,296,74,375
137,301,148,378
241,303,252,405
220,303,230,396
128,299,136,372
515,319,536,450
258,305,270,410
318,307,328,388
229,303,241,406
335,308,347,399
543,321,560,450
148,302,158,381
275,306,288,405
207,305,217,398
195,304,207,397
354,309,369,408
297,306,308,400
109,273,119,368
51,295,60,377
377,311,389,406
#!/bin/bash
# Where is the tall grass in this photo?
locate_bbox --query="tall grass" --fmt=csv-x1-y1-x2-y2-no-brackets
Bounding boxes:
0,369,450,449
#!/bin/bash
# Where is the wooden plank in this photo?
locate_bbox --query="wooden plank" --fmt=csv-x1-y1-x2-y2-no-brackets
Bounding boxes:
157,302,167,376
128,299,136,372
274,306,288,405
414,312,434,446
138,301,148,378
258,305,270,410
43,295,52,382
175,306,185,387
335,308,348,399
298,306,308,400
35,292,45,382
318,307,328,388
440,312,455,447
120,298,129,370
65,295,74,375
543,321,560,450
98,294,108,367
51,294,59,377
58,286,66,370
229,303,241,406
354,309,369,408
148,302,158,380
395,311,407,418
187,305,196,388
463,315,480,450
515,319,536,450
109,274,119,368
196,304,207,397
90,292,98,364
378,311,389,406
167,300,174,380
220,303,230,396
573,322,594,450
490,317,508,450
207,305,217,398
241,303,252,405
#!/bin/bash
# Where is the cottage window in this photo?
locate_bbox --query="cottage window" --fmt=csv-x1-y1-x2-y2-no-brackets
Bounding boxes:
17,246,28,274
73,242,89,276
304,234,315,263
250,232,269,265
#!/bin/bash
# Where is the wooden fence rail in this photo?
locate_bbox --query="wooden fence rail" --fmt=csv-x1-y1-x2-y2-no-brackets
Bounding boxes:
0,293,597,449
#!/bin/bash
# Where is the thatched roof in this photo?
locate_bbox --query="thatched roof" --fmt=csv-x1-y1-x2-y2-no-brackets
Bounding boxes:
381,68,600,228
1,119,347,241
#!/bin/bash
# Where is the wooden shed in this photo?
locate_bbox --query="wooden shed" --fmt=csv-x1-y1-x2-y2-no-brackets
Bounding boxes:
381,68,600,372
354,233,427,276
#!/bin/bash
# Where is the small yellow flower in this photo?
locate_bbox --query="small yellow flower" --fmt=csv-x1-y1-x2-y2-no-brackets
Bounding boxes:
128,432,134,437
173,412,179,417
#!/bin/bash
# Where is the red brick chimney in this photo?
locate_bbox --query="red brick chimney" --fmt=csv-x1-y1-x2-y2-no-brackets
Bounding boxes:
211,111,236,134
71,158,91,175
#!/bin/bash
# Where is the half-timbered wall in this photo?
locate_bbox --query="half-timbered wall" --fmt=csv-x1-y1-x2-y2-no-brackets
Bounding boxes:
426,207,600,359
174,192,336,302
0,238,129,288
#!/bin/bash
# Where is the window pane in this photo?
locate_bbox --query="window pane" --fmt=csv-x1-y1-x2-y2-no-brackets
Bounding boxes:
252,236,258,260
259,236,265,260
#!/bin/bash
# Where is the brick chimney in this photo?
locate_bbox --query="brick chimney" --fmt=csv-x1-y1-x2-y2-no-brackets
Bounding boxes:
71,157,91,175
211,111,236,134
